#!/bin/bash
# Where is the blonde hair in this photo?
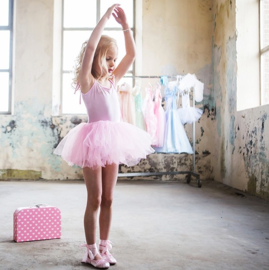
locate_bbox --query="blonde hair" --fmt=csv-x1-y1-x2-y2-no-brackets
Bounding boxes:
73,35,118,88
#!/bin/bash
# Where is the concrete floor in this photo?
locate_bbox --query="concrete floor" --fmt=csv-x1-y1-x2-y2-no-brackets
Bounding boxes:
0,180,269,270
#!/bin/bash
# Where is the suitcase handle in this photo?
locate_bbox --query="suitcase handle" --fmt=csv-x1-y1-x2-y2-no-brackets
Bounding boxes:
35,204,48,208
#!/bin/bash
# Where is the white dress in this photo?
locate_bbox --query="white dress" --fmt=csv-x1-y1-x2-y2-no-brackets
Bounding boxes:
178,73,204,102
178,91,203,125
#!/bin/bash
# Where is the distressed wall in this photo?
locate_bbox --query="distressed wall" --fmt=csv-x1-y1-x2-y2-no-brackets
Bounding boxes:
0,0,214,181
1,0,58,179
212,0,269,199
0,0,84,180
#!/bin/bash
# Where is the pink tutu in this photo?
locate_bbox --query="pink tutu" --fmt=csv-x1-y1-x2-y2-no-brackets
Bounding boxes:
54,120,155,168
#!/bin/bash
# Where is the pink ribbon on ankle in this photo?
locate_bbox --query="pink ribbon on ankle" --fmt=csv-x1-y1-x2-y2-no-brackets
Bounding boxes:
81,243,95,260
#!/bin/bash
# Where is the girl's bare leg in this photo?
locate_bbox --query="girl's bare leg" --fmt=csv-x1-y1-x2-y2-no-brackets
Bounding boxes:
99,163,118,240
83,166,102,249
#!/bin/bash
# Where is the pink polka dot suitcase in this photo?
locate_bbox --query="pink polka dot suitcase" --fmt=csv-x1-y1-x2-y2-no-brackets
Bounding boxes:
13,204,61,242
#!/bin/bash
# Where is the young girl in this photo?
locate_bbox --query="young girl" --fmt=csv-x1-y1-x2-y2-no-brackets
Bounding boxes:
54,4,154,269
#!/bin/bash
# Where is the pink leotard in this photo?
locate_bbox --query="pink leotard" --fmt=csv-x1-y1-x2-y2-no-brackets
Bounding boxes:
82,80,121,123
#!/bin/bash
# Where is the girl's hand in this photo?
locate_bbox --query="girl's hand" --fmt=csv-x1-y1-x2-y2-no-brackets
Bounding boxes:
105,4,120,19
112,6,128,27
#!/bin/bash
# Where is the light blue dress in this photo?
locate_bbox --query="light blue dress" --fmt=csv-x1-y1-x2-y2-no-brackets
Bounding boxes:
155,86,193,154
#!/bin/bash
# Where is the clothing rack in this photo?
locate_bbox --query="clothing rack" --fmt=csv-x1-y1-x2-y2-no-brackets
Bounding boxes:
117,75,202,188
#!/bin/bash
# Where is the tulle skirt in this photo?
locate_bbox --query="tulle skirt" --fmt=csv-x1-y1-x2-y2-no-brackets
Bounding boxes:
178,107,203,125
54,120,155,168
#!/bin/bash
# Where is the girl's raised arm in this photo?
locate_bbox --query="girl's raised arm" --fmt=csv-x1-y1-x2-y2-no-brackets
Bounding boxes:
112,7,136,85
79,4,120,93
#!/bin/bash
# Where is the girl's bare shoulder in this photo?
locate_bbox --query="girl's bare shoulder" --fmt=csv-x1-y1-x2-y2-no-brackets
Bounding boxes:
80,79,95,94
79,73,95,94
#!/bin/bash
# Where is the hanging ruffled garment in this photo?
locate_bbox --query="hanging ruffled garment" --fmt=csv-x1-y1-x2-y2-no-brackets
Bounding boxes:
153,84,165,147
178,91,203,125
118,82,136,125
143,86,157,145
178,73,204,102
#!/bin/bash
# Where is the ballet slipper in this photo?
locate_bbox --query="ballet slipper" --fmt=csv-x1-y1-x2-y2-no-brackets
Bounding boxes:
81,243,110,269
99,240,117,265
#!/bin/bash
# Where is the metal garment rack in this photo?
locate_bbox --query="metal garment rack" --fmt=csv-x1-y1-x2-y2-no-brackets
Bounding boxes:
117,75,201,188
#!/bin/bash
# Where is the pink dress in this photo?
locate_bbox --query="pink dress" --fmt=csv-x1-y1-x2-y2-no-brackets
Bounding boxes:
118,82,136,125
153,86,165,147
143,87,157,145
54,80,155,168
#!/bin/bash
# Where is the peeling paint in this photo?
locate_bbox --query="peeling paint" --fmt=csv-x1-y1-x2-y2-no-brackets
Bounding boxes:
119,152,213,181
202,150,211,156
203,104,216,120
0,97,89,178
2,120,16,134
226,36,237,114
0,169,41,180
260,113,267,141
229,115,235,145
229,108,269,199
216,107,222,137
200,127,205,137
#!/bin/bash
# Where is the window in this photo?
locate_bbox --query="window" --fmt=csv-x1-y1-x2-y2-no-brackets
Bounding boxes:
0,0,13,114
260,0,269,105
62,0,134,114
236,0,260,111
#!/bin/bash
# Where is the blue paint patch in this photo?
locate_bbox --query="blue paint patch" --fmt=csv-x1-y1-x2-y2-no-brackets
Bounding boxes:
213,45,222,104
229,115,235,145
196,63,213,97
226,36,237,114
212,42,222,136
2,120,16,134
211,40,223,137
200,37,221,111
